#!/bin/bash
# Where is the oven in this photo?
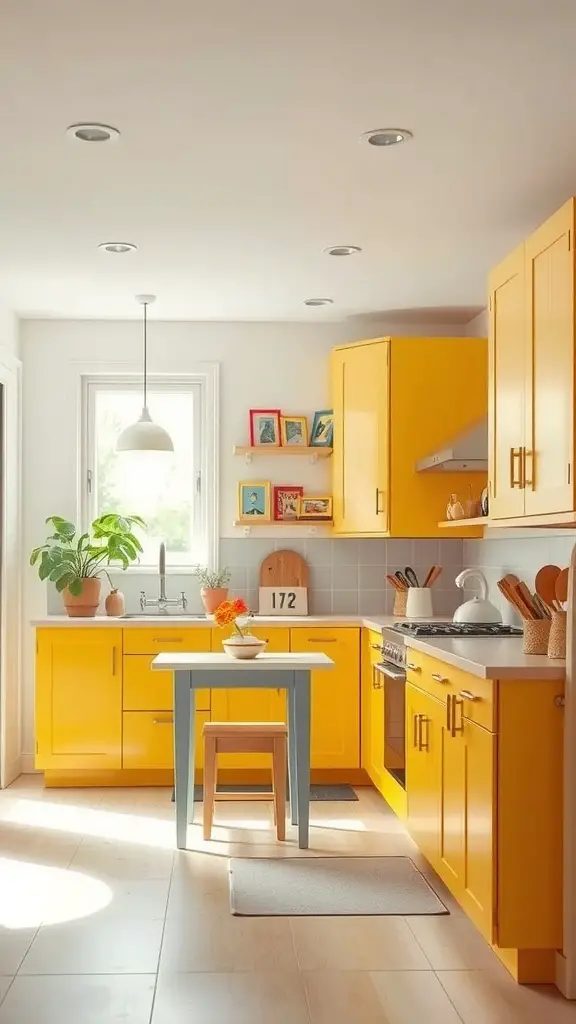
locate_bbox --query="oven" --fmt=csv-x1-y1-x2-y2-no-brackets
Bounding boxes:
373,632,407,789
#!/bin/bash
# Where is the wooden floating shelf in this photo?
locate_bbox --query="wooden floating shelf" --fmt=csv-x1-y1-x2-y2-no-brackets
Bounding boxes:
233,520,333,528
233,445,332,464
438,518,489,528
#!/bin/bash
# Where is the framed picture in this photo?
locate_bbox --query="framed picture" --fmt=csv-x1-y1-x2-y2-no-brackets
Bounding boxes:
238,481,271,521
273,485,304,521
249,409,281,447
298,495,333,520
280,415,308,447
310,409,334,447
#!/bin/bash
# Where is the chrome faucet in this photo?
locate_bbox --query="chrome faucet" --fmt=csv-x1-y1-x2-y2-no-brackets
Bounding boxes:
140,542,188,614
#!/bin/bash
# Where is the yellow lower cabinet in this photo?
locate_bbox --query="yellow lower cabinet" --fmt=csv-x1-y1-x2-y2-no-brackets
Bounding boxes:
36,628,123,770
290,628,360,768
123,655,210,712
122,710,209,771
406,683,442,868
209,627,289,769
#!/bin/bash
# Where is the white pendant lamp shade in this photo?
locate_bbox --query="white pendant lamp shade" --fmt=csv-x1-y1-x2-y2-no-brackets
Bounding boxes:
117,295,174,452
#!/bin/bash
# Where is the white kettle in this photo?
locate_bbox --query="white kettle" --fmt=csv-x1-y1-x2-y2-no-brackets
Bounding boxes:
453,568,502,624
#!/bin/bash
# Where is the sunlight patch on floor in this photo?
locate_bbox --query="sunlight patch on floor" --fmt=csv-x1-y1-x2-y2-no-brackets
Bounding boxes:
0,857,112,928
6,799,175,849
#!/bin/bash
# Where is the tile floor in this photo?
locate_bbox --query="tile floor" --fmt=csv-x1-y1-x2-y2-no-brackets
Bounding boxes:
0,777,573,1022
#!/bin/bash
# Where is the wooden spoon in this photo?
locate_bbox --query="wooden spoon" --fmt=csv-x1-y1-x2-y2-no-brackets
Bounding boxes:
424,566,442,588
513,582,539,620
532,593,552,620
555,567,569,608
535,565,561,609
386,574,404,592
497,579,531,620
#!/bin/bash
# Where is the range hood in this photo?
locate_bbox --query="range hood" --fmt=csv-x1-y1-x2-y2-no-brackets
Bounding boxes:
415,421,488,473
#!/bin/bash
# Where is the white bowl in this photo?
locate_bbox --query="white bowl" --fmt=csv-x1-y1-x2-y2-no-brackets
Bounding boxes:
222,636,267,660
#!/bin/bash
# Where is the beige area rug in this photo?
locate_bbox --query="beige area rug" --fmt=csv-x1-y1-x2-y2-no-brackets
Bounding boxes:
229,856,448,916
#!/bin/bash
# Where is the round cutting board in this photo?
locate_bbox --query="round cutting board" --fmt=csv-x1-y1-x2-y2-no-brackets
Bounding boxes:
259,549,309,588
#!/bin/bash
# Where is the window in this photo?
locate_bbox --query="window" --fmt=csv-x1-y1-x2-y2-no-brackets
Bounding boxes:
82,373,218,570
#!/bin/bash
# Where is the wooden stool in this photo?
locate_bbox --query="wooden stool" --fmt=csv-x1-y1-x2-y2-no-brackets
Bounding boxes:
202,722,287,841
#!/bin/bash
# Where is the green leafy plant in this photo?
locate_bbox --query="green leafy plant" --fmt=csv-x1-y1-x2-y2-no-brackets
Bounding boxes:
193,566,231,589
30,514,146,595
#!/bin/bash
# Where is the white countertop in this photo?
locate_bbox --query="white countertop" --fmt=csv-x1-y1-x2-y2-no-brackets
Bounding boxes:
31,613,391,630
152,651,335,671
406,636,565,680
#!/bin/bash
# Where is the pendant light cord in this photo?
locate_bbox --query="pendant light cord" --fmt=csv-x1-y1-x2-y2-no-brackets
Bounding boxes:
143,301,147,408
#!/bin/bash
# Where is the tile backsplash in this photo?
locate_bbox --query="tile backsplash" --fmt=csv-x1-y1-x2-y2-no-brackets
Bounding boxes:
47,537,465,617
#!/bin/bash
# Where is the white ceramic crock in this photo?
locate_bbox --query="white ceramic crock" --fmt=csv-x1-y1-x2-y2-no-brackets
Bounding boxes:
222,635,268,660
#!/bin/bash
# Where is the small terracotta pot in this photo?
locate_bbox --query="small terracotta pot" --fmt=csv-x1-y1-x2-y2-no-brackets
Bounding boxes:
62,578,102,618
105,589,125,617
200,587,229,616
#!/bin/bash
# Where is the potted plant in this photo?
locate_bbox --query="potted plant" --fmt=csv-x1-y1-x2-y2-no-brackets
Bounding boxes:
30,514,146,617
214,597,266,659
193,565,232,616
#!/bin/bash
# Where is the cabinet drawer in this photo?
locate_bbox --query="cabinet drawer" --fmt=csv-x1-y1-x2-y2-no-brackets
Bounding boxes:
290,627,360,651
123,656,210,712
122,627,211,655
406,648,495,732
122,710,209,770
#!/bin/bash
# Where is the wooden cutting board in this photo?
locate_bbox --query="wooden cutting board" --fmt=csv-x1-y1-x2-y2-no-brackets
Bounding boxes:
259,549,309,588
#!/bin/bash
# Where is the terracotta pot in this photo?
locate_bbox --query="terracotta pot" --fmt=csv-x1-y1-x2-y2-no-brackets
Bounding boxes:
200,587,229,616
105,588,125,617
62,578,102,618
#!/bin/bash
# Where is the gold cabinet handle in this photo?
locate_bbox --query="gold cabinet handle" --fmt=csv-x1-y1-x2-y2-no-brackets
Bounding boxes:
153,637,184,643
111,647,117,676
523,447,534,488
459,689,478,701
451,697,464,737
419,715,429,751
308,638,337,643
510,447,523,488
372,667,382,690
413,713,420,748
446,694,452,732
407,662,421,672
370,643,383,651
432,673,449,684
153,716,174,725
375,488,385,514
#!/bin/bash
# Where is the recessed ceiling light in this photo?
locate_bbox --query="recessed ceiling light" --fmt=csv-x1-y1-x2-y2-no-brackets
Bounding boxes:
98,242,137,254
304,298,334,306
323,245,362,256
67,123,120,143
362,128,413,147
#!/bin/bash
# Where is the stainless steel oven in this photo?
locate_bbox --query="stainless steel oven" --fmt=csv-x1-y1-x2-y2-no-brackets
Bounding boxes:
373,631,407,789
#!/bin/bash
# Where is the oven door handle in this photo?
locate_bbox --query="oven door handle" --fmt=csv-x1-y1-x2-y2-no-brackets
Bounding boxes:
374,662,406,681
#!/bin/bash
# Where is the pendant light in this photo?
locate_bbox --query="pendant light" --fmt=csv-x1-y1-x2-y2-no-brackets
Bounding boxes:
116,294,174,452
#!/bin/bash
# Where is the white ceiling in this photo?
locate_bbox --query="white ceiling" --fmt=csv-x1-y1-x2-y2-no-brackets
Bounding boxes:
2,0,576,321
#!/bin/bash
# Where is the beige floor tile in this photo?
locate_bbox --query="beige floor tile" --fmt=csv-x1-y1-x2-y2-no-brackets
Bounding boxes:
160,910,299,972
19,917,164,974
303,971,389,1023
0,979,12,1007
0,929,37,975
437,969,576,1023
0,823,80,868
291,915,430,970
69,839,175,881
0,974,155,1023
94,879,170,921
370,970,463,1023
407,916,499,970
152,971,310,1024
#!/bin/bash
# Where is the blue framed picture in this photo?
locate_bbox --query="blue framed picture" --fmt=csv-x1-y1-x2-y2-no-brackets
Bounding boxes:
238,481,271,521
310,409,334,447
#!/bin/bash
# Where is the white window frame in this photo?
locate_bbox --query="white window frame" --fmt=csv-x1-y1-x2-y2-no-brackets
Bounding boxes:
80,368,219,572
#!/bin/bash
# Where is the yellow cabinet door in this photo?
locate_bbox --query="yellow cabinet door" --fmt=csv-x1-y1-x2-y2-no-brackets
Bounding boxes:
488,245,527,520
332,340,389,535
290,628,360,769
406,684,442,867
438,704,495,942
122,710,209,772
36,628,122,770
123,655,210,712
210,628,289,769
524,199,575,516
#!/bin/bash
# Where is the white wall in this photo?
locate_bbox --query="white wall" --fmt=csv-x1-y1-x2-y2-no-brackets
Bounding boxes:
20,316,469,757
0,305,19,360
466,308,488,337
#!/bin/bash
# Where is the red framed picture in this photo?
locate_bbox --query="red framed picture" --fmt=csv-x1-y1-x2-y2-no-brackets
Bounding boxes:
249,409,281,447
273,485,304,521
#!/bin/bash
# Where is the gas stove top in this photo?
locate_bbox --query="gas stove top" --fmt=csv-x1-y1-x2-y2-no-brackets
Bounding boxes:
391,621,523,638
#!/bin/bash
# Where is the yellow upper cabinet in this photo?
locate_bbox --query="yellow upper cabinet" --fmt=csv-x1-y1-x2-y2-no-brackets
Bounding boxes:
332,337,487,537
489,197,576,524
36,628,122,770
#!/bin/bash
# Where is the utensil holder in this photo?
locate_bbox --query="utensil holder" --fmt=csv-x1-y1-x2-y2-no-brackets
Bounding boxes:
392,590,408,617
406,587,433,619
523,618,551,655
548,610,567,660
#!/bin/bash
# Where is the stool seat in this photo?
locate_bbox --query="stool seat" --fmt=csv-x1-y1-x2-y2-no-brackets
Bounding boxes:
202,721,287,842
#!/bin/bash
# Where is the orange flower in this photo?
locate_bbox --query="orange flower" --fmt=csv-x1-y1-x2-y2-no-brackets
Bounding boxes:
214,596,250,629
232,597,248,616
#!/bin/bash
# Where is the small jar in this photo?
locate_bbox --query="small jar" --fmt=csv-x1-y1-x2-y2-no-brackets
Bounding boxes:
105,588,125,617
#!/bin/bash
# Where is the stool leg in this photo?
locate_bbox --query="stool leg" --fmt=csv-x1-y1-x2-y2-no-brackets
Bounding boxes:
203,736,217,841
272,736,287,841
